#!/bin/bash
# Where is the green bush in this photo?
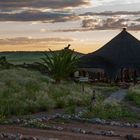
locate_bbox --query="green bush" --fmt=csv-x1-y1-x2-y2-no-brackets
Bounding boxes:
42,48,79,82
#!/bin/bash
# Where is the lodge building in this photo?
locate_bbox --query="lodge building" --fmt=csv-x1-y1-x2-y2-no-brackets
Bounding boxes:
79,28,140,83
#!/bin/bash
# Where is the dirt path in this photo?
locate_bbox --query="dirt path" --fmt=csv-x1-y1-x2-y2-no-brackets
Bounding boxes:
104,89,128,104
0,125,121,140
46,120,140,138
0,121,140,140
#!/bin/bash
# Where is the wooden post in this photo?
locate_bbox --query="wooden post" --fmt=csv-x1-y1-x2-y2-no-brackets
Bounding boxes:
82,83,85,92
133,69,137,85
120,68,123,82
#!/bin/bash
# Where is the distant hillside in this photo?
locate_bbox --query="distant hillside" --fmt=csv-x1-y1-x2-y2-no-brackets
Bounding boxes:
0,50,84,64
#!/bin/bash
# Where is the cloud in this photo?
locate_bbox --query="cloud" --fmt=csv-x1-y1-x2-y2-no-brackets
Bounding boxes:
135,18,140,22
80,11,140,16
0,0,90,22
51,28,92,32
0,0,90,10
0,37,74,45
128,24,140,30
81,17,140,31
48,17,140,32
79,11,140,31
94,18,129,30
0,10,79,22
82,19,98,28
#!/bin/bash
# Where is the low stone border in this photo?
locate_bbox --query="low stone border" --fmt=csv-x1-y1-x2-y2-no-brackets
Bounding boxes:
1,112,140,128
0,112,140,139
0,133,40,140
1,133,140,140
22,119,121,138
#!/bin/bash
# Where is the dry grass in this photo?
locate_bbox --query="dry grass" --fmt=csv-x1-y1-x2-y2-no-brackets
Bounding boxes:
0,68,93,116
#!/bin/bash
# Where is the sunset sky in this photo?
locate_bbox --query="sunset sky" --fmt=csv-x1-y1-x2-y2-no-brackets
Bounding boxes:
0,0,140,53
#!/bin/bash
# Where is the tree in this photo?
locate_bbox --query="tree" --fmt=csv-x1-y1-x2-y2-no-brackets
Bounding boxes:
42,46,79,82
0,56,11,69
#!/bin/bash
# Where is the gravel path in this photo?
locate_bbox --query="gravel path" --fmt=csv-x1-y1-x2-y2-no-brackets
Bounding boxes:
104,89,128,104
1,123,140,140
0,125,122,140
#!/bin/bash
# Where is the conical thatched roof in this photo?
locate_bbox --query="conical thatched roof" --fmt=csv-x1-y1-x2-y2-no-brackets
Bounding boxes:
80,28,140,78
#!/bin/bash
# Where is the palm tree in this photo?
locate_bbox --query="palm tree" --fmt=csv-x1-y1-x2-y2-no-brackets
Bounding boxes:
42,46,79,83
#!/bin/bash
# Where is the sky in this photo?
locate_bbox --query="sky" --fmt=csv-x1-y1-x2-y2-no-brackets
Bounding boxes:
0,0,140,53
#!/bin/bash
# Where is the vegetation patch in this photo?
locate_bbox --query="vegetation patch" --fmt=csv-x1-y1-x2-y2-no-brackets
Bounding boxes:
92,85,119,99
0,68,93,117
0,67,136,122
125,86,140,107
82,102,140,122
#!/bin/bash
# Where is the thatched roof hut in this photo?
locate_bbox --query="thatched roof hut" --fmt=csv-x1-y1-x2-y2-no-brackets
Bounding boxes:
80,28,140,80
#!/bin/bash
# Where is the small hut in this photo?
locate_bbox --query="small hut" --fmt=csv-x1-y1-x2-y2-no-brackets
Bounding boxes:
80,28,140,83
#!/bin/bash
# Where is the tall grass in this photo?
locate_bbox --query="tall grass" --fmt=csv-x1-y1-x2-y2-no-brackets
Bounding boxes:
82,101,140,122
0,68,120,117
126,85,140,107
0,68,54,116
0,68,93,116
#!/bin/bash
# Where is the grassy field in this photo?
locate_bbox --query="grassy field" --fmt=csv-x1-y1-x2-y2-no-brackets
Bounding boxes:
0,52,44,64
0,67,139,122
0,51,84,64
0,68,93,116
0,68,119,117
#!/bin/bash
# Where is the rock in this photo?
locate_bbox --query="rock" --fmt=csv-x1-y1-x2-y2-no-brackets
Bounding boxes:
101,119,106,124
36,118,42,122
134,123,140,128
15,133,23,140
1,133,7,138
100,130,114,136
41,117,48,121
55,113,61,118
57,126,64,131
52,126,63,131
2,133,8,138
126,134,134,140
8,134,16,139
0,133,41,140
20,136,39,140
95,118,102,124
17,119,21,123
0,133,4,138
90,118,96,123
28,137,38,140
110,121,120,126
81,130,86,134
107,130,114,135
125,123,131,127
71,128,81,133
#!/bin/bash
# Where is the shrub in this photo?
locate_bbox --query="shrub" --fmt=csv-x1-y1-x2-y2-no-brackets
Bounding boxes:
126,87,140,107
41,47,79,82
